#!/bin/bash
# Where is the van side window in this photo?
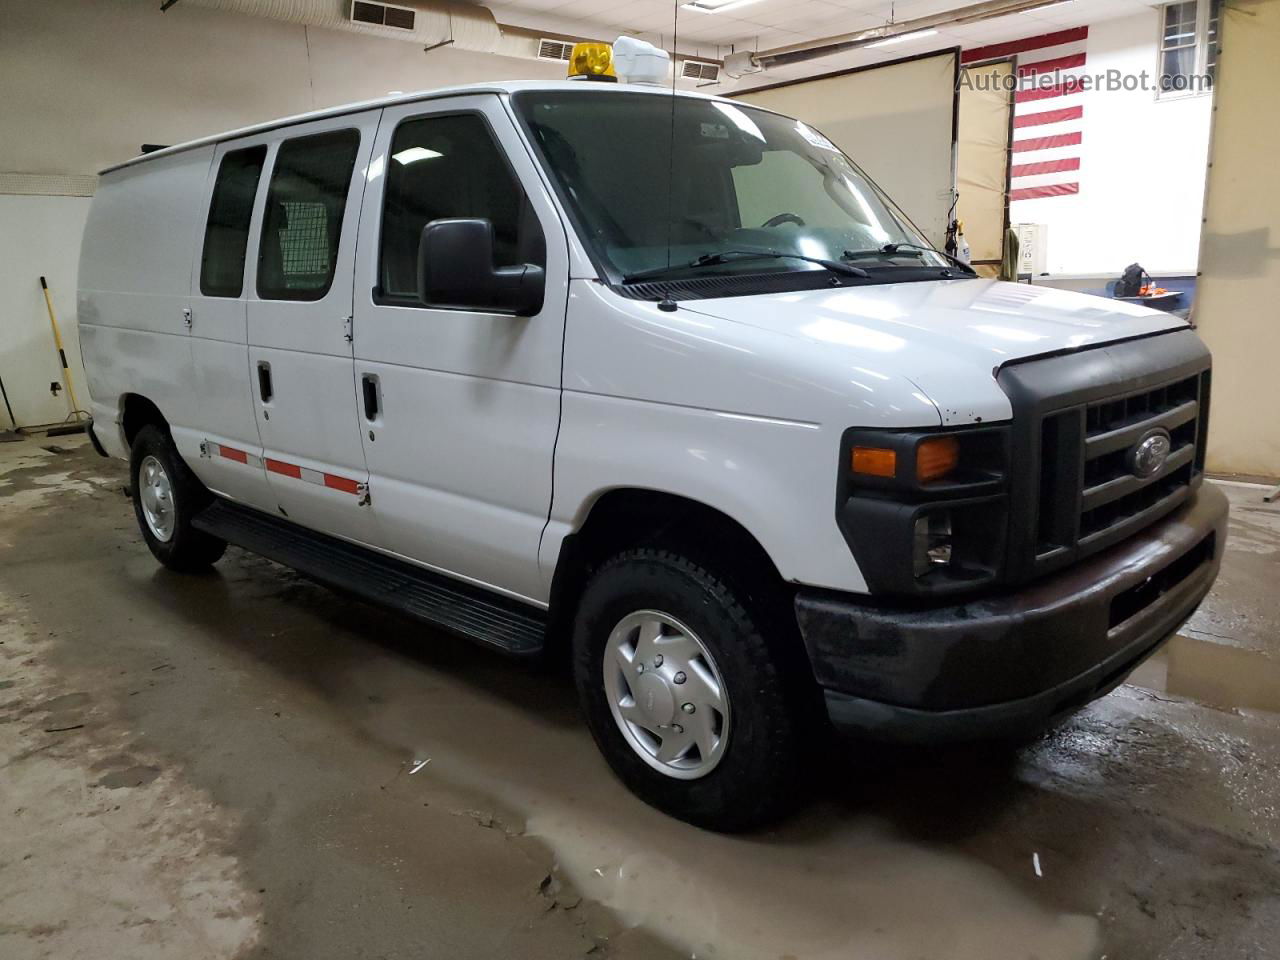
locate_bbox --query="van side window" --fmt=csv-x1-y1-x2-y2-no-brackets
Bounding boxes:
257,129,360,301
378,113,544,303
200,145,267,298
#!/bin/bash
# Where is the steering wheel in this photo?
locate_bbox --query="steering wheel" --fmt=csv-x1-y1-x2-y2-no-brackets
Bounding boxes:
761,212,805,228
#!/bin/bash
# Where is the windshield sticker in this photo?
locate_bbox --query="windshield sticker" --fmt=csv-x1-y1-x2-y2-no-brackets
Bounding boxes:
796,122,837,152
700,122,730,140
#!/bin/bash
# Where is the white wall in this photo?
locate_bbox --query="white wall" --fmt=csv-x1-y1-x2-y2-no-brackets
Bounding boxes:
1011,10,1213,276
0,0,565,428
0,197,92,428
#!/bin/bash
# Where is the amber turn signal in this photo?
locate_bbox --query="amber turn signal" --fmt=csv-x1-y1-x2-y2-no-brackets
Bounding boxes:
916,435,960,484
852,446,897,478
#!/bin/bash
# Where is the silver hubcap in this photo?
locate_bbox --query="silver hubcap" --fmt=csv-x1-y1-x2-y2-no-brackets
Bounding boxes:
138,455,175,542
604,610,730,780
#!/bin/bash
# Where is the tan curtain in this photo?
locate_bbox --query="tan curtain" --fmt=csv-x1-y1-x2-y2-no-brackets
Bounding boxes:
956,60,1014,270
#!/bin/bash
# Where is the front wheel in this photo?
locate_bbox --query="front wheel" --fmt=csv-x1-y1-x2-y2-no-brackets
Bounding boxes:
129,425,226,572
572,548,803,831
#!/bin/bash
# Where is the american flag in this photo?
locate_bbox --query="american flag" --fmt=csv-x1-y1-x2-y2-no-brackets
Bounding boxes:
963,26,1089,202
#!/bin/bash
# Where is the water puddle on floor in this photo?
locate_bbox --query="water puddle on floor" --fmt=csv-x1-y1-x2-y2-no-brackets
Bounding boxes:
1127,631,1280,717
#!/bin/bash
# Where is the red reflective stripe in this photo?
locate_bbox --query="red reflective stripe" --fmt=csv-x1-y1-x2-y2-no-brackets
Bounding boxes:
962,26,1088,64
265,458,301,479
1018,52,1087,77
1013,131,1083,153
324,474,360,495
1010,157,1081,178
218,445,248,464
1014,105,1083,129
1010,182,1080,202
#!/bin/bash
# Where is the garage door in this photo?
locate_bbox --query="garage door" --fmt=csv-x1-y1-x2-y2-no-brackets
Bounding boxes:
732,49,960,249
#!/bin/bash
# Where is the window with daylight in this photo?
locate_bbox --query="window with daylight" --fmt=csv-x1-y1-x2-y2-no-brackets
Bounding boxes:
1159,0,1222,97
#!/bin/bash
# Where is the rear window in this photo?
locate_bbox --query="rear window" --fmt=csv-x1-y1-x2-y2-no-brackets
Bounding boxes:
257,129,360,301
200,145,267,298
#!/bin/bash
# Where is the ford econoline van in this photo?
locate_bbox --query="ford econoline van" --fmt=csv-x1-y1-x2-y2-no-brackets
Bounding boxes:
78,78,1226,830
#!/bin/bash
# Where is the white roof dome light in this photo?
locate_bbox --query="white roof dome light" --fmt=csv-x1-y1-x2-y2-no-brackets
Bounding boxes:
612,36,671,86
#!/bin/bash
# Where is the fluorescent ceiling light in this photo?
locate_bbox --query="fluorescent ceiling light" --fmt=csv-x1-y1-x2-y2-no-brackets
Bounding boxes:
682,0,764,14
1022,0,1076,11
866,28,939,48
392,147,442,165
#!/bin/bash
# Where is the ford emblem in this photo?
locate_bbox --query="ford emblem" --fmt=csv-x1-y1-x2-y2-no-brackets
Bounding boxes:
1129,428,1173,479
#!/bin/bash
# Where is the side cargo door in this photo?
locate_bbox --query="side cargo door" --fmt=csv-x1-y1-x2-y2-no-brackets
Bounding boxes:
246,114,380,545
351,95,569,603
184,140,275,512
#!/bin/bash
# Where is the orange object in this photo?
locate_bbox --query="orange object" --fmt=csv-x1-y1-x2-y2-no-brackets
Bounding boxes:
917,436,960,484
852,447,897,478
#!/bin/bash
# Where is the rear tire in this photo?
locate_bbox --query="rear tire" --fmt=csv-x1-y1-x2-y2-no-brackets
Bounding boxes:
129,425,226,572
572,548,803,831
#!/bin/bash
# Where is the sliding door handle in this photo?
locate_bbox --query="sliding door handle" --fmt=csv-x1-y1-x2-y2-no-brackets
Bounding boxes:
257,362,273,403
362,374,379,420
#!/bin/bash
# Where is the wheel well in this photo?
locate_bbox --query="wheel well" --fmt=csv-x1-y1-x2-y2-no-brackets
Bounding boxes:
120,394,167,448
546,489,791,656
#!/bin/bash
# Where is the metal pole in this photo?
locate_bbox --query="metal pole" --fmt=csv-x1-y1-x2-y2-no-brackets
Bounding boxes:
0,369,21,441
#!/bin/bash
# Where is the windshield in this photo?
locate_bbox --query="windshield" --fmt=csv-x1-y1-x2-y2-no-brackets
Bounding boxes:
512,90,945,284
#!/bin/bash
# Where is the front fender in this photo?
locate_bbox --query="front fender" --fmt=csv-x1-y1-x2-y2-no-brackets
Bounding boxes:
540,390,868,596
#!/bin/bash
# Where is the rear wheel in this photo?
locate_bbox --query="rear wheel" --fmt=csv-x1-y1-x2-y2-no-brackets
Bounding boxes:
129,425,226,571
573,548,803,831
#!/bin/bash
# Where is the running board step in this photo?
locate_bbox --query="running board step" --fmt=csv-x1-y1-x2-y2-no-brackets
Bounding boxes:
192,498,546,656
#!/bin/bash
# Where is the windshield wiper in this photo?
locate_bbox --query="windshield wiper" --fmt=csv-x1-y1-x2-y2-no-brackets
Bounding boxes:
623,249,869,284
842,243,977,275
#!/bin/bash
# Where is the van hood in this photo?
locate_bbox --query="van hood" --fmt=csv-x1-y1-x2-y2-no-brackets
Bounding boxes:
680,277,1190,425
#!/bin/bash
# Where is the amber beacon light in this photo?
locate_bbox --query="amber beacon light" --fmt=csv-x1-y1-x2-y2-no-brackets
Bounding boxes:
568,42,618,81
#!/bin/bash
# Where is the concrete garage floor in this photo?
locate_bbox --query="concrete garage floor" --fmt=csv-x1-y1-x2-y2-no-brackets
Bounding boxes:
2,436,1279,960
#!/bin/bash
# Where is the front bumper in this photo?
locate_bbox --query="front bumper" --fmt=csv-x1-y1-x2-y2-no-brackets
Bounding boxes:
797,483,1228,742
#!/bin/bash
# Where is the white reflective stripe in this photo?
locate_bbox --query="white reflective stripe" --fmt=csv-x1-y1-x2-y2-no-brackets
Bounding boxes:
299,467,327,486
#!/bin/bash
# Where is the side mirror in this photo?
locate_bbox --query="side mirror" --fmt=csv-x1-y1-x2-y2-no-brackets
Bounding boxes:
416,218,545,317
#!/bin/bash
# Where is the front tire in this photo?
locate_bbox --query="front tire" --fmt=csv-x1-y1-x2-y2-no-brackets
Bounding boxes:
573,548,803,831
129,425,226,572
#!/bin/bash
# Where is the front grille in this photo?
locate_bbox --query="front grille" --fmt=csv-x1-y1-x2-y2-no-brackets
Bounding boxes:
998,330,1212,583
1077,371,1204,543
1037,370,1209,560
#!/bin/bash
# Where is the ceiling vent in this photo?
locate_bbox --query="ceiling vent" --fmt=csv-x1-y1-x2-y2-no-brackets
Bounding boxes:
681,59,720,82
537,37,576,62
350,0,417,31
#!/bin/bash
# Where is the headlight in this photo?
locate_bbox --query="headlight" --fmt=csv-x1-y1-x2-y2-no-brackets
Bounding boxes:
838,426,1010,598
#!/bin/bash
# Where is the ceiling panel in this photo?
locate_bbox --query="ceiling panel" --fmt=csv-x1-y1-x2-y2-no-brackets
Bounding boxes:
490,0,1161,66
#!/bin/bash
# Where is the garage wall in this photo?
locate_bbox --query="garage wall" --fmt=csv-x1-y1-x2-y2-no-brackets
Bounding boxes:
0,0,564,428
1194,0,1280,479
0,196,92,430
1003,11,1213,276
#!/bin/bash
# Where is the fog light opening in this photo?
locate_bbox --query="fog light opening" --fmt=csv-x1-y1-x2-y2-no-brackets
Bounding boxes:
914,512,953,578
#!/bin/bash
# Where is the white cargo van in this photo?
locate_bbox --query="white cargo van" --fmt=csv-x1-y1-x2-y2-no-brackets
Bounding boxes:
79,76,1225,830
